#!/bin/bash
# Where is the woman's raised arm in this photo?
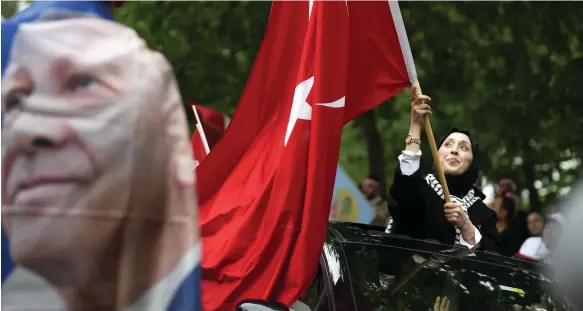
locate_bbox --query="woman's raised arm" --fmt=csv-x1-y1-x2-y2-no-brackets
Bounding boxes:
387,86,433,228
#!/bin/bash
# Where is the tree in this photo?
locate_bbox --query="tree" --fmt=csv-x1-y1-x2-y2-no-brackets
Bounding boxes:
115,1,270,128
114,2,583,210
415,2,582,209
1,1,19,19
354,110,387,196
345,2,582,209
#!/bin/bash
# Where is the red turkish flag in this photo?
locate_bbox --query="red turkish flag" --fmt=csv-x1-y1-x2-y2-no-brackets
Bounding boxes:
190,103,230,163
198,1,416,309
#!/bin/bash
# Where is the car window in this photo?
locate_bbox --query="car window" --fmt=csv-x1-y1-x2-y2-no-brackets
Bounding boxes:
333,242,572,311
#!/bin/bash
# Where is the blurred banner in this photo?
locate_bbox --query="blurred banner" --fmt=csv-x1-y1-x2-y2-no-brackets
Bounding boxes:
330,166,375,224
1,18,200,311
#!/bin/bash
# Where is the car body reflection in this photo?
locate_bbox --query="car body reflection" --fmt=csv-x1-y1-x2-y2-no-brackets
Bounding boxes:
298,221,572,311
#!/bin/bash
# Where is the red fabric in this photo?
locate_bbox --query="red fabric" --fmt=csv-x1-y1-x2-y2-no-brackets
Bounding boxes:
198,2,411,310
190,103,228,163
192,103,228,133
191,131,208,163
514,252,535,261
343,1,411,123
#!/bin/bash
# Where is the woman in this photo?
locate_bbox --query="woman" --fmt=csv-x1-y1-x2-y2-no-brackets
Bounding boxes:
526,210,545,237
385,86,500,251
490,189,531,256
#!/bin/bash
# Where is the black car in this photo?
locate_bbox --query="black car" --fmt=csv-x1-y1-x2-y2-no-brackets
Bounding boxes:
293,221,573,311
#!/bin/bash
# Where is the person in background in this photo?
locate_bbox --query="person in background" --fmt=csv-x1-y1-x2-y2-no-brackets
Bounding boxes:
496,178,517,195
542,214,564,258
494,178,529,240
361,174,391,227
386,85,500,251
473,172,483,191
526,210,545,237
516,214,563,262
490,191,526,256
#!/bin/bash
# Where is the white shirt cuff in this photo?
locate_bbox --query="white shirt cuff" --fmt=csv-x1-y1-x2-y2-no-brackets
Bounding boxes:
459,226,482,249
398,150,422,176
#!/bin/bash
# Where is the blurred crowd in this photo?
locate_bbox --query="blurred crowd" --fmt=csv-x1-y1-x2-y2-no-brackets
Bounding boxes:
489,178,564,263
361,175,563,263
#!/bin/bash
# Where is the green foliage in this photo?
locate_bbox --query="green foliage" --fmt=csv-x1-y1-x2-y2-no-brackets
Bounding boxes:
114,2,582,209
115,1,270,127
1,1,19,19
341,2,582,209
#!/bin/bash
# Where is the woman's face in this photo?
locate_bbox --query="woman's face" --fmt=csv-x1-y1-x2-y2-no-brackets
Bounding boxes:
438,132,473,176
527,212,545,236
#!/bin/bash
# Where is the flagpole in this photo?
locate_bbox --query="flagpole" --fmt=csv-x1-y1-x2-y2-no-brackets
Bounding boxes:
411,81,452,203
192,106,211,155
387,1,451,202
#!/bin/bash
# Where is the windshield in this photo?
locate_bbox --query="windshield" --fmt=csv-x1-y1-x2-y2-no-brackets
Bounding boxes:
331,241,572,311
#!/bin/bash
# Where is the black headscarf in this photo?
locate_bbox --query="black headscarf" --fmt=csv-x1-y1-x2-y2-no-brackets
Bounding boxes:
436,127,482,198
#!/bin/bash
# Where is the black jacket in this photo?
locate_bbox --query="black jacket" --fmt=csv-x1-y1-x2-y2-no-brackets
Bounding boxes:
388,166,502,253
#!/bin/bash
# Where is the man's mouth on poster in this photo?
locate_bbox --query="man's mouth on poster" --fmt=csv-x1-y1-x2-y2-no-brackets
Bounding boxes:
3,144,98,208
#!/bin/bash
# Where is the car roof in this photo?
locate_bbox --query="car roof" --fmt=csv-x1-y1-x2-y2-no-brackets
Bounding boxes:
326,221,543,271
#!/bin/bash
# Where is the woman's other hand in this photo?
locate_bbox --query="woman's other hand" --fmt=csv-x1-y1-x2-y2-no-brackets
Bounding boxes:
444,202,470,229
433,296,451,311
445,202,477,244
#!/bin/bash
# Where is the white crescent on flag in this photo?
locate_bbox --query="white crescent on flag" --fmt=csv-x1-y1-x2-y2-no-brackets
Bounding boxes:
285,76,346,146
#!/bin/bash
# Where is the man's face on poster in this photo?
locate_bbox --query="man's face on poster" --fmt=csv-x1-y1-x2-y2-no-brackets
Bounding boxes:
0,22,152,280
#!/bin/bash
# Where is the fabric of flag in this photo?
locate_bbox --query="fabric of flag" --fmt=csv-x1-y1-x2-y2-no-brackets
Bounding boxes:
190,103,230,163
1,0,116,283
1,18,200,311
197,1,416,310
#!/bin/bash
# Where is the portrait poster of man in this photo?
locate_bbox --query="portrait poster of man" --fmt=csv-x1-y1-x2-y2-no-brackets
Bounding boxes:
1,17,201,311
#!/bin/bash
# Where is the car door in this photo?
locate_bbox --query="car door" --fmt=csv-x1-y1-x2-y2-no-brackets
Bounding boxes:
299,250,337,311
